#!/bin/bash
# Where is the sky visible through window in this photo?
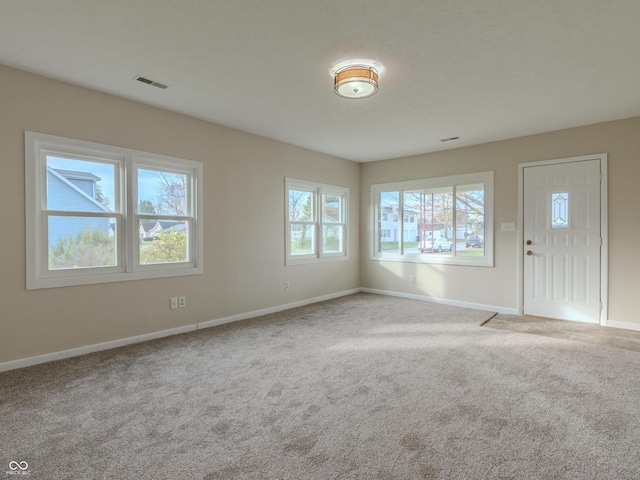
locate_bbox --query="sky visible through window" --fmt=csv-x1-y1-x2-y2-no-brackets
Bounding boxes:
47,156,164,204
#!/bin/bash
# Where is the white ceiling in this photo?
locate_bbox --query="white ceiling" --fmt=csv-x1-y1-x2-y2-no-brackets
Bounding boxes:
2,1,640,162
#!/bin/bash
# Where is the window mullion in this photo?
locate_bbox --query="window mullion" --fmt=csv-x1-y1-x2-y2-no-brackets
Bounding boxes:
44,209,116,219
137,214,192,221
340,194,346,255
125,156,135,272
316,187,322,258
399,190,404,255
452,185,457,255
376,191,381,256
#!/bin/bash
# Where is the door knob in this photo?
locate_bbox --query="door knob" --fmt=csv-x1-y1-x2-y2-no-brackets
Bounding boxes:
526,240,532,245
526,250,533,256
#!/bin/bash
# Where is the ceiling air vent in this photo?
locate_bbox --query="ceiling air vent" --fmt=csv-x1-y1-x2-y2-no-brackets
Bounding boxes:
134,75,169,90
440,136,460,143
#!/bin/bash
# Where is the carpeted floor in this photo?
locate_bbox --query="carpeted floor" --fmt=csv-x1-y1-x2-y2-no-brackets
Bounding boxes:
2,293,640,479
485,313,640,352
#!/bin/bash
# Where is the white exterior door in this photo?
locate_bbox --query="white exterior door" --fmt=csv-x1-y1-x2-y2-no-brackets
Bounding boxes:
523,159,602,323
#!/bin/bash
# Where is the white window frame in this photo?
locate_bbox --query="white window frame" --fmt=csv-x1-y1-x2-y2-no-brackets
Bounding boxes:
371,171,494,267
25,131,203,289
285,178,349,265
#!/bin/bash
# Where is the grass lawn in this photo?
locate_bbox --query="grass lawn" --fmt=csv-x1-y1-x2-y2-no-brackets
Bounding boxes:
381,241,485,256
456,248,484,256
381,241,418,250
291,237,341,254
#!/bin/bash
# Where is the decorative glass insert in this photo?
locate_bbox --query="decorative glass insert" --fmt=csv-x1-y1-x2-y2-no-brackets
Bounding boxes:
552,193,569,228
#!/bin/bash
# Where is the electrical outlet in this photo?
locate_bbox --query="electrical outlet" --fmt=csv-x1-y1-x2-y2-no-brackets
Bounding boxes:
178,296,186,308
170,297,178,309
410,275,415,284
285,281,290,291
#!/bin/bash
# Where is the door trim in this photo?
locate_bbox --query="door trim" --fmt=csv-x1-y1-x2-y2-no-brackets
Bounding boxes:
517,154,608,324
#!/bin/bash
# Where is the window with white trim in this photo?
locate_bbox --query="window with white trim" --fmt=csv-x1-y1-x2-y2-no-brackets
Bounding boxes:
372,171,493,266
25,132,203,289
285,178,348,265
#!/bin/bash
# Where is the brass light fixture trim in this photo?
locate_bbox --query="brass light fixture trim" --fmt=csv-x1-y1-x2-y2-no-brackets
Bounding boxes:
334,65,378,99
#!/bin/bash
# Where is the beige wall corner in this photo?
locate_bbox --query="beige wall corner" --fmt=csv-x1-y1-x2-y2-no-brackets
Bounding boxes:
0,64,360,364
360,117,640,325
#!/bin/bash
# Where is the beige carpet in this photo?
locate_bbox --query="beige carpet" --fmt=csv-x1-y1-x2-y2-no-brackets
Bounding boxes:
2,293,640,479
485,313,640,352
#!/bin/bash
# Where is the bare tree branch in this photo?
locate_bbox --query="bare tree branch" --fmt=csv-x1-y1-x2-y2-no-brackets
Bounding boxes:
155,172,187,216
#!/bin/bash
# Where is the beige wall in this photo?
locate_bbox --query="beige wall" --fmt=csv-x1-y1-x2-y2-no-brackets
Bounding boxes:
0,65,360,363
3,61,640,366
360,116,640,325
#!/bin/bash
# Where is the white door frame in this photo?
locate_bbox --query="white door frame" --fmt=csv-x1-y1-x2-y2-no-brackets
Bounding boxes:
517,153,608,324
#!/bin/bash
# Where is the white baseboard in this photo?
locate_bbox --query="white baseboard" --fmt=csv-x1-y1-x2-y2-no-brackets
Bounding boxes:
0,324,198,373
0,288,361,373
605,319,640,332
198,288,361,329
360,288,519,315
4,287,632,373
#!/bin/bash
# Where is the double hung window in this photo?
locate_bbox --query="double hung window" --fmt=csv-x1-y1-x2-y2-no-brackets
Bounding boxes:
285,178,348,265
26,132,203,289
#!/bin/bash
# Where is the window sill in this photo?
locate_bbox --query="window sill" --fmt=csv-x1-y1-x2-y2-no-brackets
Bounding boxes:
286,254,350,266
27,265,203,290
371,254,493,267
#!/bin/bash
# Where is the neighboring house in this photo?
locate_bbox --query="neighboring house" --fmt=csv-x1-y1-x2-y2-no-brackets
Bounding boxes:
47,167,111,245
469,221,485,238
381,206,484,243
380,205,419,242
139,221,158,240
50,168,101,198
139,219,186,240
421,223,450,241
455,225,468,240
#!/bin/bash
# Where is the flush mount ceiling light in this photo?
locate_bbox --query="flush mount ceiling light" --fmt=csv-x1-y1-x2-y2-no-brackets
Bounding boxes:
334,65,378,99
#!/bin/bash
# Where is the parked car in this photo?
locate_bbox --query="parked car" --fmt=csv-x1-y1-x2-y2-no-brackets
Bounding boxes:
422,237,453,253
466,234,484,248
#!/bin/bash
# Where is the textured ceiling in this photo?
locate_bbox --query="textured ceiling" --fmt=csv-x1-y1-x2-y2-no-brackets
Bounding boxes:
2,1,640,162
